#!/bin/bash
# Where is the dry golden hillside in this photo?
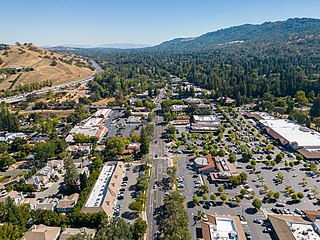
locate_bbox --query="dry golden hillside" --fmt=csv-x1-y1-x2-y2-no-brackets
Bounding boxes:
0,44,94,90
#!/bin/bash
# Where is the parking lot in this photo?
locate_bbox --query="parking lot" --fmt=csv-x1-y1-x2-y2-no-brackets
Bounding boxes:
105,113,141,139
114,163,144,223
167,105,320,239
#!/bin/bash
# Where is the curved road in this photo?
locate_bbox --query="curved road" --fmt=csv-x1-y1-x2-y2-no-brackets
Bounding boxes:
0,59,103,104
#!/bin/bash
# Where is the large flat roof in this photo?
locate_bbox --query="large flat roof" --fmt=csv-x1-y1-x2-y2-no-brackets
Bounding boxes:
202,214,246,240
84,164,116,208
260,119,320,148
213,217,238,239
193,115,219,122
83,117,104,127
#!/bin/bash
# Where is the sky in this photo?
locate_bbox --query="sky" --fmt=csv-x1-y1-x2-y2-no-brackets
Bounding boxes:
1,0,320,47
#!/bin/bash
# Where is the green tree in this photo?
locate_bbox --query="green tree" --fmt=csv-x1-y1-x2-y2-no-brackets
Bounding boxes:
210,193,216,201
167,166,177,188
132,218,147,240
218,186,224,193
64,157,78,187
277,172,284,183
239,172,248,181
193,194,199,205
242,151,253,162
228,153,237,163
252,198,262,210
96,218,133,240
79,172,88,191
273,192,280,199
140,127,150,156
129,201,143,213
105,137,126,157
163,192,191,240
291,193,298,200
295,90,308,104
34,141,57,164
218,149,225,157
240,188,248,196
0,108,20,132
0,223,21,240
0,152,15,170
220,193,227,202
199,184,209,194
297,192,304,200
314,117,320,130
202,194,208,201
275,152,284,163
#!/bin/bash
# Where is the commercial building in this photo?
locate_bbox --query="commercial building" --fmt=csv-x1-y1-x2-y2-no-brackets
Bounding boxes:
66,117,107,143
94,108,112,118
268,214,320,240
210,158,238,182
172,115,190,125
171,105,188,113
245,112,320,159
194,155,216,174
199,214,246,240
190,115,221,133
192,155,238,181
81,162,125,218
66,109,111,143
22,224,61,240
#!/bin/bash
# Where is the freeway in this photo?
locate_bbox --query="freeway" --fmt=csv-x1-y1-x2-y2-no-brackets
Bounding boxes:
0,59,102,104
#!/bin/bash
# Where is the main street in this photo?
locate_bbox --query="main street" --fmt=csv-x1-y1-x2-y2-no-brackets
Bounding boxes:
147,91,169,240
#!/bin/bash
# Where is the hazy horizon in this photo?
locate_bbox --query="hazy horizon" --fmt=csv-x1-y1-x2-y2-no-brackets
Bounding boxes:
1,0,320,46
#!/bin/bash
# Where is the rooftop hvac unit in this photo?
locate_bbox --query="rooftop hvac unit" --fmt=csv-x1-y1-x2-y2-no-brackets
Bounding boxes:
229,231,238,237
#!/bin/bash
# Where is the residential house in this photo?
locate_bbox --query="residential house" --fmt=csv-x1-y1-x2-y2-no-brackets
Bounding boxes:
56,193,79,213
22,224,61,240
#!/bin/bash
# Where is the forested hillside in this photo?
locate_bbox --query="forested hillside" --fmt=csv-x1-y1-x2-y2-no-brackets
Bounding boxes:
71,18,320,107
153,18,320,52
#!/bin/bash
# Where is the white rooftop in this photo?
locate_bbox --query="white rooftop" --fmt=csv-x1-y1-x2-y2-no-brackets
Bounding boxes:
195,157,209,166
210,217,239,240
94,109,112,118
193,115,219,123
70,126,100,137
260,119,320,148
290,222,320,240
251,111,277,120
83,118,104,127
85,164,115,208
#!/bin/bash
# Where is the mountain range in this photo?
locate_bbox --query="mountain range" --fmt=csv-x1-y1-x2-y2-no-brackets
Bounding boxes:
45,43,150,50
49,18,320,54
150,18,320,52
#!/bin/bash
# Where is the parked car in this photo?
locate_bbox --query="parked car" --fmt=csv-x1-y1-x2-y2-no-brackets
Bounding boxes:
276,202,285,207
253,219,262,224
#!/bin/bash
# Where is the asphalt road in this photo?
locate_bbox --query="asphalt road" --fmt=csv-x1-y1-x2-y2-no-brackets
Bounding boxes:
147,93,169,239
0,59,101,104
